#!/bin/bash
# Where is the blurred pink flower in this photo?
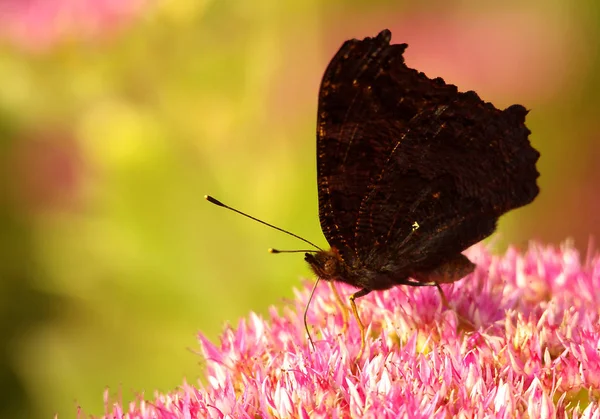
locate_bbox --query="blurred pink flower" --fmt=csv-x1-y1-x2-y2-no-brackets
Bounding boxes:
387,11,577,105
8,131,87,212
0,0,148,51
322,10,584,107
93,242,600,417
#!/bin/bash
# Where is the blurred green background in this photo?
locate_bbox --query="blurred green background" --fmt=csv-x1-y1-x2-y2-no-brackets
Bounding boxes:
0,0,598,418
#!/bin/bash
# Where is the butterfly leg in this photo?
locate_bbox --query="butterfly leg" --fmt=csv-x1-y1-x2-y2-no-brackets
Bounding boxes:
435,283,449,308
328,282,350,334
434,282,476,331
350,288,371,361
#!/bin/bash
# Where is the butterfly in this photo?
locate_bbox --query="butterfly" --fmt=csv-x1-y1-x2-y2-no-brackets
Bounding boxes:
207,29,540,359
304,29,539,356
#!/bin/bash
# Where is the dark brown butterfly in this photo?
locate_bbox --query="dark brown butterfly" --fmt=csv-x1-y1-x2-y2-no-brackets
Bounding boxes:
304,29,539,354
207,29,539,359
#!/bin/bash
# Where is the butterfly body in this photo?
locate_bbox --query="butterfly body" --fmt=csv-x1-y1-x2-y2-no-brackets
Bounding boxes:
305,249,415,291
306,246,475,292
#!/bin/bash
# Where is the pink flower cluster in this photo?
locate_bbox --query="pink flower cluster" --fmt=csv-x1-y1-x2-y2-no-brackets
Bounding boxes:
97,242,600,418
0,0,147,51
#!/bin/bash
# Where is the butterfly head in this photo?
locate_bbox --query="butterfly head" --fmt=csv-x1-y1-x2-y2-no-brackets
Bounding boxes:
305,248,347,281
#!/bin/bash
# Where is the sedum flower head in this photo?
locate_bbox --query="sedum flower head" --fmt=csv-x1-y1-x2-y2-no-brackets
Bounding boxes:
96,242,600,418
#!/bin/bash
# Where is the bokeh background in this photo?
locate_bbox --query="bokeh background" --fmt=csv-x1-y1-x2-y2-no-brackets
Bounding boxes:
0,0,598,418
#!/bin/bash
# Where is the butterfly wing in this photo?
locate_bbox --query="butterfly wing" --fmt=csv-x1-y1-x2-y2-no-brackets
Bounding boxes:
316,30,539,272
317,30,407,264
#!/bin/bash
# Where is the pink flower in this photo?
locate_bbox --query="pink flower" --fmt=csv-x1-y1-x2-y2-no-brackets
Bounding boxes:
91,242,600,417
7,130,87,212
0,0,147,51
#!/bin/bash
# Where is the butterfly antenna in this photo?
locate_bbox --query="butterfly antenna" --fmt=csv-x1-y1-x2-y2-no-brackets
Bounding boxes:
205,195,323,251
269,248,319,254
